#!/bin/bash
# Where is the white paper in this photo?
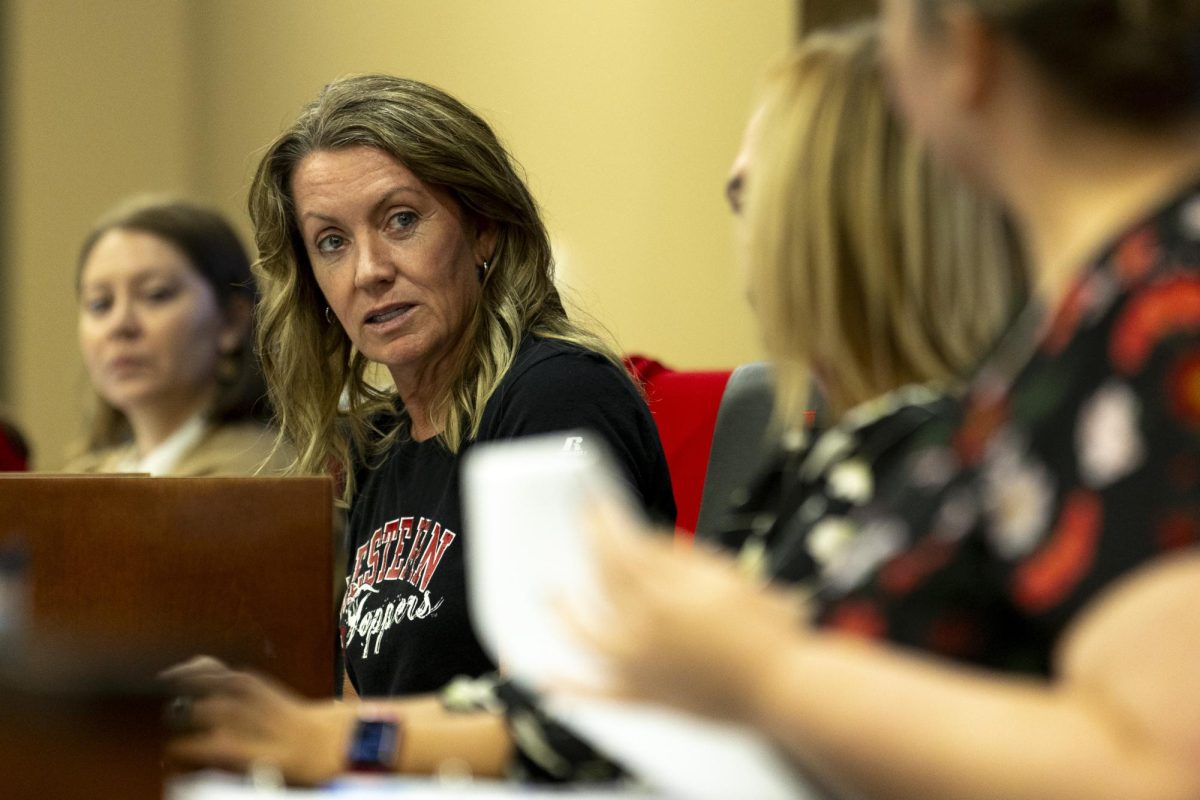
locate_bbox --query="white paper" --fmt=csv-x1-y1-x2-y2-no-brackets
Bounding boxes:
462,431,629,689
169,770,660,799
462,433,825,800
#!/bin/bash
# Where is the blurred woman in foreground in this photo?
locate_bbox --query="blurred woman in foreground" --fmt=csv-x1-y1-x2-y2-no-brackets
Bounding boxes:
578,7,1200,800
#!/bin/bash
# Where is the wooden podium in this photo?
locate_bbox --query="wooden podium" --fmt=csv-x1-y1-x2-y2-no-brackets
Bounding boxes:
0,640,168,800
0,475,337,698
0,475,336,798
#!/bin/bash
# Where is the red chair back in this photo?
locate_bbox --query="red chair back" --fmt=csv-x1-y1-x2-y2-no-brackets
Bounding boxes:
625,356,731,536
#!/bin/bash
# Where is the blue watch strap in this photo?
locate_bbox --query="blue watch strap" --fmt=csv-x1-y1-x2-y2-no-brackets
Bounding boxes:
347,714,400,772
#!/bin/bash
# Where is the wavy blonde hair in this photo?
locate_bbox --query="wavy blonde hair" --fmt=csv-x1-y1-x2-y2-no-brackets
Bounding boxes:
249,75,618,502
745,25,1028,422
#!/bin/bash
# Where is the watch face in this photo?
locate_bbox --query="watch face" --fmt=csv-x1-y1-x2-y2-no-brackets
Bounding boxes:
349,717,399,772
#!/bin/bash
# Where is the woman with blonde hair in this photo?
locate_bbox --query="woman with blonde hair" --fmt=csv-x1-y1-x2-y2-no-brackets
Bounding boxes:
710,24,1026,572
66,198,288,476
577,4,1200,798
252,74,672,698
167,74,673,782
743,31,1021,420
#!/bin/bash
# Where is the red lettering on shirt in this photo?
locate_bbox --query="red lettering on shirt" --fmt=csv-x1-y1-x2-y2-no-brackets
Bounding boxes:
400,517,432,583
349,541,370,591
383,517,414,581
363,526,383,586
375,519,400,582
410,524,457,592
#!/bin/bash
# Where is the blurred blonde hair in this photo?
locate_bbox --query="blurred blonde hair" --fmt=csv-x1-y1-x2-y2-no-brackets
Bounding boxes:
249,75,619,503
745,24,1028,422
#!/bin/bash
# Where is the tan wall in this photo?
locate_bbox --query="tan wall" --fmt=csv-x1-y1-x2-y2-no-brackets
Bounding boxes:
4,0,199,469
4,0,792,469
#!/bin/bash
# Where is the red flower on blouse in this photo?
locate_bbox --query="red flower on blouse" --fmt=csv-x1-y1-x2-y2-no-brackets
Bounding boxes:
1011,490,1102,612
879,537,956,596
1041,227,1159,357
826,599,887,639
926,614,984,660
1156,511,1199,551
1043,287,1086,358
953,394,1010,467
1111,277,1200,375
1167,347,1200,427
1113,226,1160,285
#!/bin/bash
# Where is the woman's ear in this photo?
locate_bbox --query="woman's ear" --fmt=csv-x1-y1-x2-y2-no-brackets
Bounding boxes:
218,294,255,355
474,219,499,265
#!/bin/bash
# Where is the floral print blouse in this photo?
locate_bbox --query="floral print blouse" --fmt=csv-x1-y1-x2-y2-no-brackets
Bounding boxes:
452,184,1200,783
739,182,1200,675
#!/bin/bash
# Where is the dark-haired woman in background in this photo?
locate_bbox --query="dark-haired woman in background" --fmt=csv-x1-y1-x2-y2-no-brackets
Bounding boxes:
65,197,289,476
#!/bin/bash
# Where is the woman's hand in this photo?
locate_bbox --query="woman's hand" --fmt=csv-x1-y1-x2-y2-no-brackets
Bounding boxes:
162,657,356,786
570,503,808,723
580,515,1200,800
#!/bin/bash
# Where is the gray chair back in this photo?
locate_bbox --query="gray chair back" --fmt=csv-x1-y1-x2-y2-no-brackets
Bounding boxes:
694,363,778,540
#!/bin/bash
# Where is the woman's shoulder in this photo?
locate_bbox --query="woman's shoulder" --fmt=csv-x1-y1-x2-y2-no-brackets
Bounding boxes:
177,420,294,477
477,336,649,442
499,336,630,396
508,335,618,375
487,337,640,419
59,443,130,474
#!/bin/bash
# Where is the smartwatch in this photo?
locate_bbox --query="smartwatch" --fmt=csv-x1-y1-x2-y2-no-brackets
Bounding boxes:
347,710,401,773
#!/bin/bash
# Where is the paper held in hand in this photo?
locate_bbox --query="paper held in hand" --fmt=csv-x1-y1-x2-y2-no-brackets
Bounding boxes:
462,431,824,800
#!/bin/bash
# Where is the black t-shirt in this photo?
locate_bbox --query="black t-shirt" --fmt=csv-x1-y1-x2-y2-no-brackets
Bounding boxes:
341,337,676,697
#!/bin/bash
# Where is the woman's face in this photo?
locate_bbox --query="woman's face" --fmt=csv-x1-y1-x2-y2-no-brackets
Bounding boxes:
78,229,237,420
727,103,770,331
291,145,493,396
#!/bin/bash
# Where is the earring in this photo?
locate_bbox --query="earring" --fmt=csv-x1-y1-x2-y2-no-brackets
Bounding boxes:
477,259,490,282
325,306,333,324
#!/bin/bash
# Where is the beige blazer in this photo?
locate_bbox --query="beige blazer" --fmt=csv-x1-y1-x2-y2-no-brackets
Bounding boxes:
61,421,295,477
